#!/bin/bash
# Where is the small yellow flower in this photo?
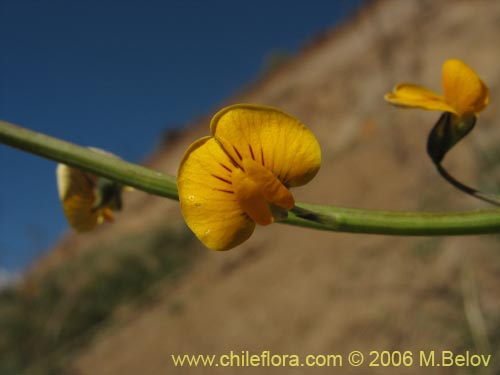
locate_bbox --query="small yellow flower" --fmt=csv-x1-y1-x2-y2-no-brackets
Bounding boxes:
385,59,489,163
385,59,489,117
56,149,124,232
177,104,321,251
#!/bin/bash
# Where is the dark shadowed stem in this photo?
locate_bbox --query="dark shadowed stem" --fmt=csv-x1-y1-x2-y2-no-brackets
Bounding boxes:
434,162,500,207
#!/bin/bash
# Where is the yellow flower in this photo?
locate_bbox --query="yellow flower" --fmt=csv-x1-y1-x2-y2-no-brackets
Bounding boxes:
56,149,124,232
385,59,489,163
177,104,321,251
385,59,489,117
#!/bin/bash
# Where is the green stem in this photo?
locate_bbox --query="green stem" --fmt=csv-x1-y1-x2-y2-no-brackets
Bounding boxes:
0,120,178,200
1,120,500,235
289,205,500,235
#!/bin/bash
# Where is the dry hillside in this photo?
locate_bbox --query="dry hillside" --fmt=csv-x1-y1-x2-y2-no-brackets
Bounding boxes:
3,0,500,374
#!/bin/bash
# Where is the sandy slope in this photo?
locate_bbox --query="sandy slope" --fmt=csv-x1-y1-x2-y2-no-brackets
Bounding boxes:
39,0,500,373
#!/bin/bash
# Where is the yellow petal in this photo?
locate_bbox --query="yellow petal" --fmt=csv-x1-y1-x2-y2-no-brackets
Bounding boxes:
232,159,294,226
177,136,255,251
442,59,489,115
56,164,99,231
232,167,273,226
102,208,114,222
384,83,456,113
241,158,294,210
210,104,321,187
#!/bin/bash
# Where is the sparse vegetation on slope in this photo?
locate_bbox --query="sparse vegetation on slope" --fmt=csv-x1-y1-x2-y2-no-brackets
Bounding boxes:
0,225,199,374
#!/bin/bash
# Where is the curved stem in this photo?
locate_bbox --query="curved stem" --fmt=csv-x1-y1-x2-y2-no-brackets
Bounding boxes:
0,120,178,200
435,162,500,207
2,120,500,235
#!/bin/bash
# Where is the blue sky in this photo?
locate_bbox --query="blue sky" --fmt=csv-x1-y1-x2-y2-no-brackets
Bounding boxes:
0,0,364,272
